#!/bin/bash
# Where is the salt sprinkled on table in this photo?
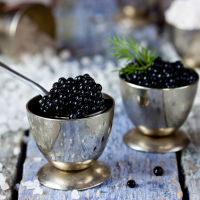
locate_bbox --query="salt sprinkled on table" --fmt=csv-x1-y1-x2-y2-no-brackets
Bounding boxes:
33,157,42,162
33,187,43,195
0,173,6,182
1,182,9,190
14,183,20,191
33,179,40,188
0,173,9,191
0,195,6,200
0,163,2,172
21,180,32,187
26,182,36,190
22,135,29,144
59,49,71,61
13,147,20,156
71,190,80,199
21,179,43,195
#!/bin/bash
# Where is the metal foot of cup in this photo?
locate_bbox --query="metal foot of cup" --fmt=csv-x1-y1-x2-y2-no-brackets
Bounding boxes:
123,128,190,153
37,161,110,190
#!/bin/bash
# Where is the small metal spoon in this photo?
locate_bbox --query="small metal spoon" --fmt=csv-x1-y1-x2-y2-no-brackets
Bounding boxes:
0,61,49,96
0,61,106,118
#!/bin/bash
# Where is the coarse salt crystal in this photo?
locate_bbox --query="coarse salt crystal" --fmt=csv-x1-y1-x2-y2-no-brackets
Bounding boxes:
93,54,104,63
0,163,3,172
33,187,43,195
71,190,80,199
1,182,9,190
22,181,32,186
34,179,40,188
80,57,91,66
14,183,20,191
13,147,20,155
23,135,29,144
26,182,36,190
0,195,6,200
59,49,71,60
33,157,42,162
0,173,6,182
0,124,9,135
165,0,200,30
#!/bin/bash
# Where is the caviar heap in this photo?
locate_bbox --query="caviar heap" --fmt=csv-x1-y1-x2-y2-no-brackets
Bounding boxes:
106,35,198,89
38,74,106,119
121,58,198,88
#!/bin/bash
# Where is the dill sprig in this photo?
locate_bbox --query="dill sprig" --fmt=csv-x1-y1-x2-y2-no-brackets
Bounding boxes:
106,35,157,75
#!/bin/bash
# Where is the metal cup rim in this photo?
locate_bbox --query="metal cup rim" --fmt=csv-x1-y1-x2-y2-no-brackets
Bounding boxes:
26,92,115,121
119,70,199,91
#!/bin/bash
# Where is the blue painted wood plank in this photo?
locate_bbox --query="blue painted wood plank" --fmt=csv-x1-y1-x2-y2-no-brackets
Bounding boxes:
18,112,182,200
181,103,200,200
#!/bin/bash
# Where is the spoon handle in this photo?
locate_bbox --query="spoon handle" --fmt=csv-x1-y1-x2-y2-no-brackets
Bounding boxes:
0,61,49,96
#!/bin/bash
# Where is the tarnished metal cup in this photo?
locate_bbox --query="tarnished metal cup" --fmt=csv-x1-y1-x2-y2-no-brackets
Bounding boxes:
0,3,55,58
26,93,114,171
171,26,200,68
119,74,199,137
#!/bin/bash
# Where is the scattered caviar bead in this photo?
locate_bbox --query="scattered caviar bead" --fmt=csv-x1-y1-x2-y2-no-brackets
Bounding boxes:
154,166,163,176
127,180,136,188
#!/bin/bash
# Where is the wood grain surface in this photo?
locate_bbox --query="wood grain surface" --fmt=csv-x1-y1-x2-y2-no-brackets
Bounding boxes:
0,131,25,200
18,113,182,200
181,105,200,200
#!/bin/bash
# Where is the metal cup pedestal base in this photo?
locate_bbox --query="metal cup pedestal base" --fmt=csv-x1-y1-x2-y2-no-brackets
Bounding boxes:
123,128,190,153
37,161,110,190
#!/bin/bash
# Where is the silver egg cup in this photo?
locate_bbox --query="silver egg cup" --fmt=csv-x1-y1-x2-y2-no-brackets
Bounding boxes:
119,74,199,153
26,93,115,190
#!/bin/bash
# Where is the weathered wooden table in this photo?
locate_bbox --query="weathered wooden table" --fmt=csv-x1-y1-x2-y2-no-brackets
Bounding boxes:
1,55,200,200
2,101,200,199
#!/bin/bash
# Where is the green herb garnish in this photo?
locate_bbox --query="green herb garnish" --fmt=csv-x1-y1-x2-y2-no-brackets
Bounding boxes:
106,35,157,75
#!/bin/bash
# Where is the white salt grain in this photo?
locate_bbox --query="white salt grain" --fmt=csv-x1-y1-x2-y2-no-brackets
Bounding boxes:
165,0,200,30
93,54,104,63
0,173,6,182
14,183,20,191
13,147,20,156
33,187,43,195
71,190,80,199
22,181,32,186
0,163,3,172
0,124,9,135
1,182,9,190
23,136,29,144
33,157,42,162
80,57,91,66
0,195,6,200
59,49,71,60
33,179,40,188
27,183,36,190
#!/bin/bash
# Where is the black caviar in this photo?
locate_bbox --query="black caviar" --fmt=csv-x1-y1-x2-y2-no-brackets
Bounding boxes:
127,180,136,188
121,57,198,88
38,74,106,119
153,166,163,176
